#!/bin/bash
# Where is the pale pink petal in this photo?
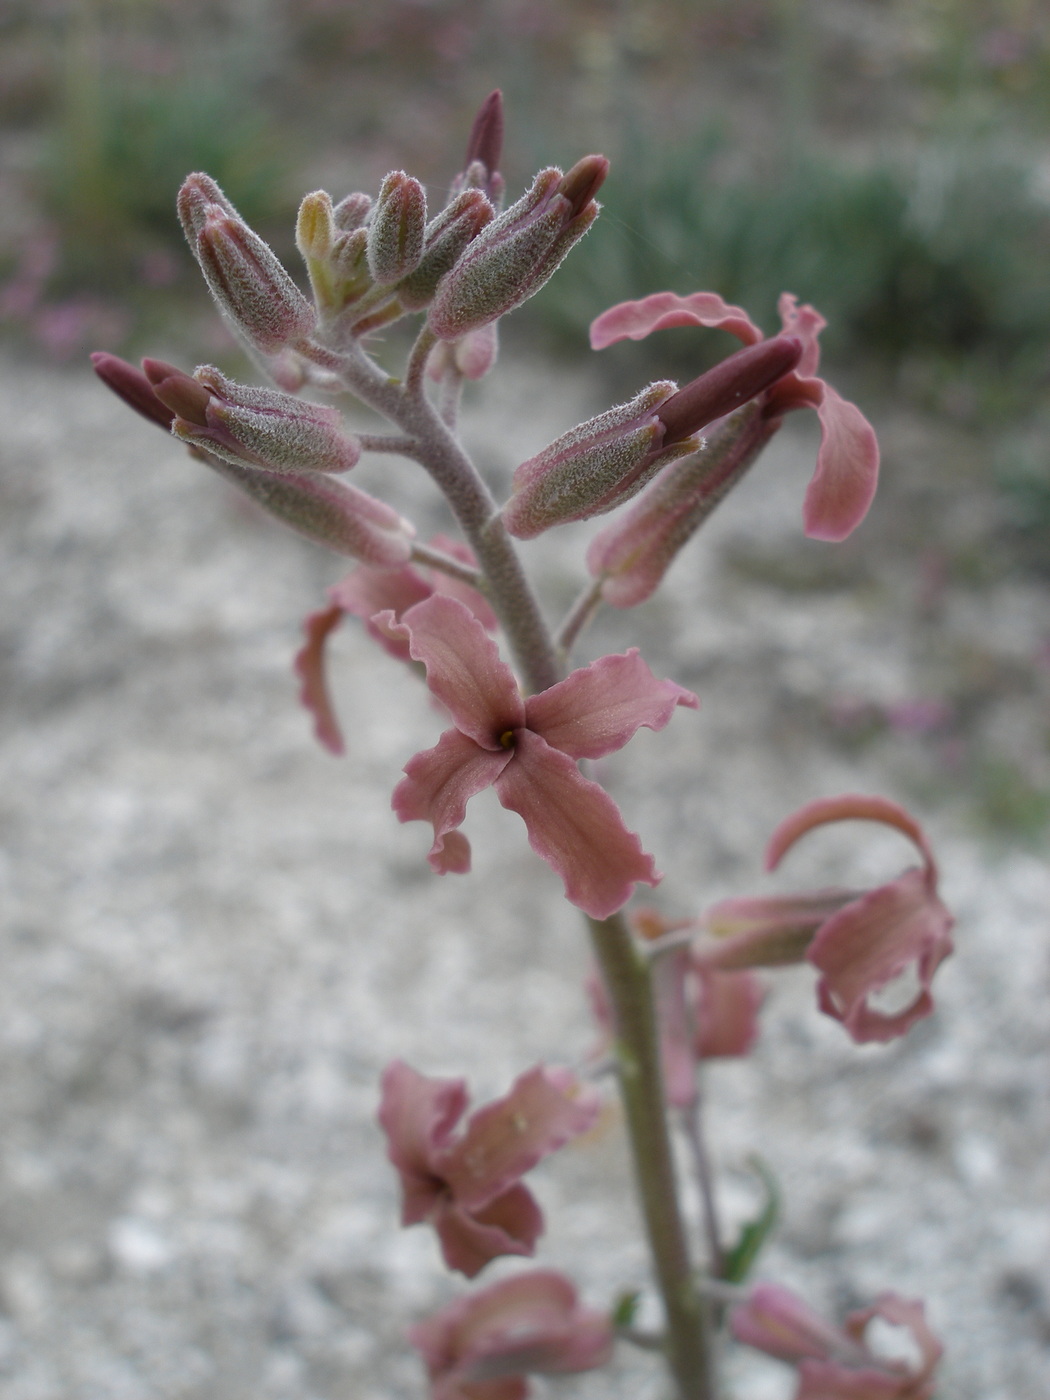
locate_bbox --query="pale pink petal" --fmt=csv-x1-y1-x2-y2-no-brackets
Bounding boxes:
433,1186,543,1278
765,794,939,878
525,649,698,759
494,730,659,918
294,603,347,754
590,291,763,350
330,562,431,660
777,293,826,378
844,1295,942,1391
691,966,763,1059
398,595,524,746
801,383,880,542
393,728,511,873
439,1066,601,1211
809,869,954,1044
377,1060,469,1223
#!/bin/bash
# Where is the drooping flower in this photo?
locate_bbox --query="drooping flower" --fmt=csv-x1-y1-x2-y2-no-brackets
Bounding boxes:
590,289,879,543
731,1283,942,1400
698,795,954,1044
383,593,698,917
409,1269,614,1400
378,1061,600,1278
294,539,497,755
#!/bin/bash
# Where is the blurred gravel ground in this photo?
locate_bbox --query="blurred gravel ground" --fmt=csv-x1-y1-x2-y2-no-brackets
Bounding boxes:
1,355,1049,1399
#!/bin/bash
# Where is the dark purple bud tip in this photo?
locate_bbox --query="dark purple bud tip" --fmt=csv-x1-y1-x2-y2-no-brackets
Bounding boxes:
657,335,803,445
558,155,610,219
142,358,212,427
91,351,176,431
464,90,504,178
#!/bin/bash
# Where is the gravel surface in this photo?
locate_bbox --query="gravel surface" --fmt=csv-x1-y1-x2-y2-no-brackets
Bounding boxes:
2,353,1049,1399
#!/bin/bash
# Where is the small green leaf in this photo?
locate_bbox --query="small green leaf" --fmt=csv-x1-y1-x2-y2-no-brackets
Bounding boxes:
722,1155,780,1284
611,1289,641,1330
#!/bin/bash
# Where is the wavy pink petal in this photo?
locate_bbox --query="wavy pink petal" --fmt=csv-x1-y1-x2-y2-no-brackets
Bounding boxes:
525,649,698,759
809,869,954,1044
397,594,524,746
433,1186,543,1278
439,1065,600,1211
777,292,826,378
801,383,880,542
494,729,659,918
765,794,938,877
294,603,347,754
393,728,510,873
377,1060,469,1223
844,1295,943,1390
590,291,764,350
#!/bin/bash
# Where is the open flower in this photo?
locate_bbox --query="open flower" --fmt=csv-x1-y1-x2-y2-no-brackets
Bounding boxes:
699,795,954,1044
379,1061,600,1278
590,290,879,542
410,1269,614,1400
295,539,497,755
383,593,697,917
731,1283,942,1399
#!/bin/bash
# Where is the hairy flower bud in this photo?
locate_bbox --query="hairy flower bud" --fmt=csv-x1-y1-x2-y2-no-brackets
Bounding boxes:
503,381,705,539
204,457,415,566
144,360,360,476
332,191,372,232
90,352,176,431
367,171,427,286
397,188,494,310
449,89,505,205
585,403,777,607
427,156,607,340
179,173,316,357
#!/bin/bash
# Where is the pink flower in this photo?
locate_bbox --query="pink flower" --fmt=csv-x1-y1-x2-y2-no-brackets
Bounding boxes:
731,1284,942,1400
590,909,763,1106
295,539,497,755
384,593,698,917
700,795,954,1044
409,1269,614,1400
590,290,879,542
378,1061,600,1278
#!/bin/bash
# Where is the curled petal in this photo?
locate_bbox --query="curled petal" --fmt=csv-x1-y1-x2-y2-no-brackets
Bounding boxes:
801,382,880,542
330,564,432,662
525,649,698,760
843,1294,943,1393
396,594,524,747
590,290,764,350
294,604,347,754
494,730,660,918
765,794,939,880
393,728,510,874
378,1060,469,1223
777,292,826,378
809,869,954,1044
439,1066,600,1212
433,1186,543,1279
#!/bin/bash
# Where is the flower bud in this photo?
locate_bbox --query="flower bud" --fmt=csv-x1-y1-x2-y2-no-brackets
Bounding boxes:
144,360,360,476
367,171,427,286
427,156,608,340
503,381,699,539
396,188,494,311
332,191,372,232
90,352,175,431
586,403,779,607
449,89,505,205
204,456,415,566
180,172,316,356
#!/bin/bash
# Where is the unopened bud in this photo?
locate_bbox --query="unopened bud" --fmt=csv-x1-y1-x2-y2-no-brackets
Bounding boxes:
177,172,239,244
397,189,494,310
657,336,803,445
586,402,778,607
145,360,360,476
427,157,607,340
204,456,415,567
91,352,175,431
367,171,427,286
450,89,505,204
504,382,698,539
332,191,372,232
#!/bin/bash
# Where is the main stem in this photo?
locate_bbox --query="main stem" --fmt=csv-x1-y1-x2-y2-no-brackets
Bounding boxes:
589,912,714,1400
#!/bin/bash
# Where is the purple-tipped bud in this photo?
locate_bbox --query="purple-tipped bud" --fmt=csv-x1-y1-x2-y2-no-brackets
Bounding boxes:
586,403,778,607
91,352,176,431
504,381,703,539
427,157,608,340
332,191,372,232
205,457,415,566
179,172,316,357
145,360,360,476
657,336,803,445
397,188,494,310
450,89,505,204
367,171,427,286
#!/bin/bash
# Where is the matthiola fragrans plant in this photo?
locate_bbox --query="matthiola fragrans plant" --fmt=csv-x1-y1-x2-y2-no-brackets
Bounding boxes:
93,92,952,1400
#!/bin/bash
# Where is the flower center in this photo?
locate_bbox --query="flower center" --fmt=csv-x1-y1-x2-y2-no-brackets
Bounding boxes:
498,729,517,749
